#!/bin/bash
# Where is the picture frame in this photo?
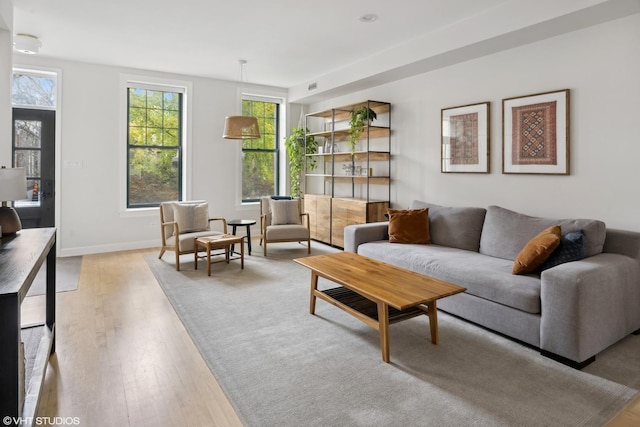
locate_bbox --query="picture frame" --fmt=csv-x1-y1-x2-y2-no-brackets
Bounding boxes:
502,89,569,175
441,102,490,173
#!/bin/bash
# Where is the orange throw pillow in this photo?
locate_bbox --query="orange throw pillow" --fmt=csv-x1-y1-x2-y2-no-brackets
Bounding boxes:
388,208,430,244
512,226,561,274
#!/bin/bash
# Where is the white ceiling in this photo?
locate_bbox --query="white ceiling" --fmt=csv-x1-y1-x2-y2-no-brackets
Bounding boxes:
11,0,640,100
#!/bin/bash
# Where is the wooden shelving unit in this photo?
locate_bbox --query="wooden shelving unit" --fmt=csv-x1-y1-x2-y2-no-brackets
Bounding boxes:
303,100,391,248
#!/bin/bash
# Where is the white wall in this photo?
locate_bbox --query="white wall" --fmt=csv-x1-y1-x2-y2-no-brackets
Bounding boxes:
309,13,640,232
12,56,288,255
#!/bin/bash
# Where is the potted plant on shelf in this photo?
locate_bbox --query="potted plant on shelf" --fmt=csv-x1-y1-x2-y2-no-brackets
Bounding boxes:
284,127,317,198
348,106,377,154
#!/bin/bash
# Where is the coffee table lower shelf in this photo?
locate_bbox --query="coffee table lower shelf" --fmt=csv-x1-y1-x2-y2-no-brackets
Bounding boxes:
321,287,426,324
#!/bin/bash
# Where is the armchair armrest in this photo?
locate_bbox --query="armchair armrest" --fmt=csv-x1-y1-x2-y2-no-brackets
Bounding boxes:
160,220,176,244
300,212,310,230
208,217,228,234
343,221,389,253
540,252,640,363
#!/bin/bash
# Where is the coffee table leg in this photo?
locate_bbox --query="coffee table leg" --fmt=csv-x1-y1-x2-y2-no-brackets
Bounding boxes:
378,302,390,362
207,244,212,276
309,272,319,314
240,238,244,269
427,301,438,344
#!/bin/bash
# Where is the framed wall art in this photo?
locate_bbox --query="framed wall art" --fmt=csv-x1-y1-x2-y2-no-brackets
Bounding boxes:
441,102,490,173
502,89,569,175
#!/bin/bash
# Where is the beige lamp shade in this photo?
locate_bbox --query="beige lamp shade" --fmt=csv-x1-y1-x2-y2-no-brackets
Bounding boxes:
0,167,27,235
223,116,260,139
0,167,27,202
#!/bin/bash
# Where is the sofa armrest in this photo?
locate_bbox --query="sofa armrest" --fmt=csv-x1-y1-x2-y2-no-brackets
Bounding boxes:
540,253,640,363
343,221,389,253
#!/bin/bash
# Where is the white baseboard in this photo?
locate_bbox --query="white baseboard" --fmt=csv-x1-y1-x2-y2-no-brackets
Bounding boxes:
59,239,159,257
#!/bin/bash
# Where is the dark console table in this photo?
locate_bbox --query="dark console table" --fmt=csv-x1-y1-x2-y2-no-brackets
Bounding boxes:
0,228,56,426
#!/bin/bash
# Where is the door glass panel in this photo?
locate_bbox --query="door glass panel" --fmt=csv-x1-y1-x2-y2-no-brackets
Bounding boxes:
14,120,42,208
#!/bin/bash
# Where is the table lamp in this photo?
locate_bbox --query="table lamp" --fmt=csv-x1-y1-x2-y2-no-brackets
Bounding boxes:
0,166,27,235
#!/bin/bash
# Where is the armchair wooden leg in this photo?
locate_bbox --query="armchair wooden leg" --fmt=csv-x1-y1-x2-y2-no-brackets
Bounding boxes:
264,242,267,257
307,239,311,254
175,250,180,271
158,249,165,259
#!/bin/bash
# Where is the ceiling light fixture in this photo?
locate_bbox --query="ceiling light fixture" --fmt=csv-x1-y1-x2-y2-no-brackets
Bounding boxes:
359,14,378,23
223,60,260,140
13,33,42,54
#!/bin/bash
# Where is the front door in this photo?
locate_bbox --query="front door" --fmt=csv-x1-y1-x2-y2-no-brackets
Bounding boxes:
12,108,56,228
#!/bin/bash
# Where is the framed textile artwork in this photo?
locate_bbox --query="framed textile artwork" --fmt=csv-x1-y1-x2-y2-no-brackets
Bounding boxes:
502,89,570,175
441,102,490,173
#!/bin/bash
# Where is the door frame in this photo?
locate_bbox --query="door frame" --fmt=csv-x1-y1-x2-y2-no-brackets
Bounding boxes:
12,66,63,252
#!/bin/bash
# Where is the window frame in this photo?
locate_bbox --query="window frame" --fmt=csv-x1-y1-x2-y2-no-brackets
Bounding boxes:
120,75,192,215
240,94,283,204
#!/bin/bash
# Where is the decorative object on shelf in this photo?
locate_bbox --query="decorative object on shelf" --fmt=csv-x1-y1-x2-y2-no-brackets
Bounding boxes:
284,127,317,198
223,60,261,140
0,166,27,235
502,89,570,175
348,106,377,154
441,102,490,173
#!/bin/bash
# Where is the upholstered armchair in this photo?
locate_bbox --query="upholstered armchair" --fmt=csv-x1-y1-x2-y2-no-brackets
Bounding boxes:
259,196,311,256
159,200,227,270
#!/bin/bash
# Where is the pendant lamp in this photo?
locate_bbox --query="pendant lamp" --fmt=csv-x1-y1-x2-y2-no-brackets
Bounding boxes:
223,60,260,140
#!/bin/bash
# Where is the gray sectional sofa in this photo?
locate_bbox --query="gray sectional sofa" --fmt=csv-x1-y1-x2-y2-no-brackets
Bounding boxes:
344,201,640,368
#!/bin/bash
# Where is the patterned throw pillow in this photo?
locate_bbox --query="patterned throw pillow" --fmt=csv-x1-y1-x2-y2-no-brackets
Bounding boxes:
539,230,586,271
512,225,561,275
172,202,209,233
388,208,430,244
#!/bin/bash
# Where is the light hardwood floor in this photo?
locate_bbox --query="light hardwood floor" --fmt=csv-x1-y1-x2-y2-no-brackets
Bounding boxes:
21,249,242,427
20,248,640,427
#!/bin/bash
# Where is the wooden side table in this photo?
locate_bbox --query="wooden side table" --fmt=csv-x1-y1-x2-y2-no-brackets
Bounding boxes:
194,234,245,276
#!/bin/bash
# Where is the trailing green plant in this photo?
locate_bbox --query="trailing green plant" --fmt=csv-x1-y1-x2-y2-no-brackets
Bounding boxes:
284,127,317,197
348,106,377,154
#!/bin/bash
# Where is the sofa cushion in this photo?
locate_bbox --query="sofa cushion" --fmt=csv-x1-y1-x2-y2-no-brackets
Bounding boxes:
479,205,606,261
388,208,430,244
409,201,486,252
358,241,542,313
270,199,301,225
512,226,561,275
539,230,586,271
172,202,209,233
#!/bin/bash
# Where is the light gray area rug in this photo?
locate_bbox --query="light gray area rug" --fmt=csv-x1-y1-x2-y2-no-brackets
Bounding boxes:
147,243,640,427
26,256,82,296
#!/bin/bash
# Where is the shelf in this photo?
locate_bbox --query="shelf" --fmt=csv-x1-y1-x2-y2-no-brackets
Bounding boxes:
307,151,390,162
333,176,390,185
307,100,391,120
307,126,390,141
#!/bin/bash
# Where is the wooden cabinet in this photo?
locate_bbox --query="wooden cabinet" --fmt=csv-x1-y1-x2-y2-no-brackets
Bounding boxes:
304,194,331,243
331,198,389,248
303,101,391,248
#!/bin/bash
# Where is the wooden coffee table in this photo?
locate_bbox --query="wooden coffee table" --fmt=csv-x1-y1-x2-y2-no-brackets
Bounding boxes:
194,234,245,276
294,252,466,362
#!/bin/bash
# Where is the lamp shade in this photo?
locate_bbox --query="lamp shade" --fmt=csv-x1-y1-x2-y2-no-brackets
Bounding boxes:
0,167,26,235
0,167,27,201
223,116,260,139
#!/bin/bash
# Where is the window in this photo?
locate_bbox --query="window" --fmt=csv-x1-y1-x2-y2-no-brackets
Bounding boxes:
127,85,183,208
12,71,57,108
11,70,58,210
242,97,280,202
